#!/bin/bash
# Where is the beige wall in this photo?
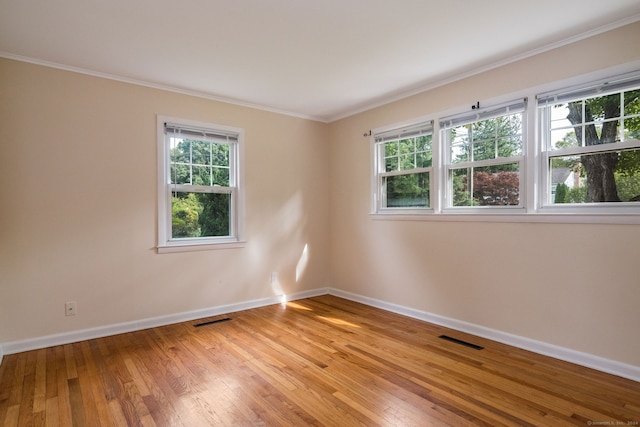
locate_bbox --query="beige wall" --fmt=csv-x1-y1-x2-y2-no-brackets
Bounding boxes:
0,58,329,342
328,22,640,367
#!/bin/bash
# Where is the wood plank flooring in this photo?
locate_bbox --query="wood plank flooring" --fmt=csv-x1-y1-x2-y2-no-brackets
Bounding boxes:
1,295,639,426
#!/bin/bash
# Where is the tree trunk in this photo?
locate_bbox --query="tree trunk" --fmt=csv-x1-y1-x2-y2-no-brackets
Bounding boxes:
567,101,620,202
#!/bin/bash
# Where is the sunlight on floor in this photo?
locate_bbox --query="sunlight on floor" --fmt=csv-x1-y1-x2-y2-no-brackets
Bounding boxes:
316,316,361,328
286,301,313,311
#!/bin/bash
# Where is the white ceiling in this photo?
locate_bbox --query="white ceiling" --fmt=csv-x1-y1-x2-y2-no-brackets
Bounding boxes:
2,0,640,122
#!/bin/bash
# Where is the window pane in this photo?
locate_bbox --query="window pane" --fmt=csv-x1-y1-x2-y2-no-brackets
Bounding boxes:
172,191,231,238
625,117,640,140
450,125,470,163
416,135,433,168
550,128,578,150
399,154,415,170
191,165,211,186
170,163,190,185
416,135,432,153
451,163,520,206
212,167,230,186
624,89,640,117
383,172,429,208
472,137,494,161
585,93,620,123
550,149,640,203
550,104,573,130
498,136,523,157
416,151,431,168
214,144,230,167
496,113,523,138
398,138,414,155
385,141,398,157
171,138,190,164
385,156,398,173
191,139,211,165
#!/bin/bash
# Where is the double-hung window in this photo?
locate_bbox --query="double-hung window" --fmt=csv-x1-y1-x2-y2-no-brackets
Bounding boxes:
157,116,244,252
441,100,526,210
538,73,640,209
372,122,433,212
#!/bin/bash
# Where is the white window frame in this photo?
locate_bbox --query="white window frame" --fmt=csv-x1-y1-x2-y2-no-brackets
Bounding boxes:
369,63,640,224
371,120,434,215
157,115,245,253
440,100,527,213
537,72,640,215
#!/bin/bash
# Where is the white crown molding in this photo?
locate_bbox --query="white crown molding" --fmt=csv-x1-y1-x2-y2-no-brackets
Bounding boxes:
0,51,326,123
328,288,640,382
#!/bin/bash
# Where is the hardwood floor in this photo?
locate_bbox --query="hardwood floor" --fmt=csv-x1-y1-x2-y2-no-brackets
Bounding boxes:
1,295,639,426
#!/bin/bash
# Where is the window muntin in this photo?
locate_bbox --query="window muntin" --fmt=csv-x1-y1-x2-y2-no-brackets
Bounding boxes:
539,77,640,206
158,118,243,249
374,122,433,211
442,102,525,209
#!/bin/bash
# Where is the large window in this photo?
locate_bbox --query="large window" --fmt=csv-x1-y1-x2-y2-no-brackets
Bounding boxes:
370,68,640,222
372,122,433,212
441,101,525,209
157,117,244,252
538,73,640,208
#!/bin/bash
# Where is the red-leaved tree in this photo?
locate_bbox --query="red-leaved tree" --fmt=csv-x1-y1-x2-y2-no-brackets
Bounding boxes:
463,171,520,205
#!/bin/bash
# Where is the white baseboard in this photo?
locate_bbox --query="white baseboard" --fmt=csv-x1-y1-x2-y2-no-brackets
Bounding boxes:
0,288,328,357
328,288,640,383
2,286,638,383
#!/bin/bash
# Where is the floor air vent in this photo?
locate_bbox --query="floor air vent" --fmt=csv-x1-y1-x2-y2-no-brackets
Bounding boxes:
194,317,232,327
438,335,484,350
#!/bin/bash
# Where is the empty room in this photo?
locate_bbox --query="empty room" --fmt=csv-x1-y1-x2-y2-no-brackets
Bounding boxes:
1,1,640,425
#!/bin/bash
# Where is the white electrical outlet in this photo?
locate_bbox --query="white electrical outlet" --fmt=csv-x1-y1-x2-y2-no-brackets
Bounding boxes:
271,272,278,283
65,301,77,316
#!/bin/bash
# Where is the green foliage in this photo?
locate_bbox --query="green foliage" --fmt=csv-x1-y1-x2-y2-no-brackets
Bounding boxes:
172,194,201,238
567,185,588,203
553,183,587,204
197,193,231,236
554,183,569,204
385,173,429,208
615,171,640,201
617,150,640,177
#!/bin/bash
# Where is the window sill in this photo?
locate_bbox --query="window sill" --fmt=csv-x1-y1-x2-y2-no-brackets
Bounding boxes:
370,212,640,225
157,240,246,254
